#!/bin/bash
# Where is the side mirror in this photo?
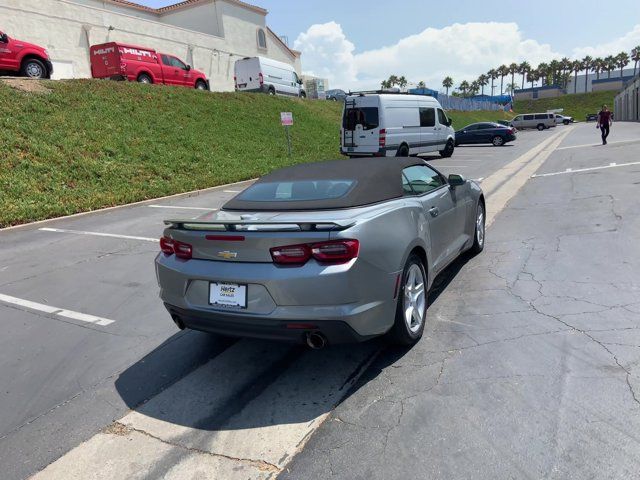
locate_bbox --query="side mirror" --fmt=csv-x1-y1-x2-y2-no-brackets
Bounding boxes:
446,118,453,127
186,65,191,71
448,174,466,187
0,33,8,43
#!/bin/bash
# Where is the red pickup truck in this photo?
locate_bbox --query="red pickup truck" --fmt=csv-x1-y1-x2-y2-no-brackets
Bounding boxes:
0,30,53,79
90,42,209,90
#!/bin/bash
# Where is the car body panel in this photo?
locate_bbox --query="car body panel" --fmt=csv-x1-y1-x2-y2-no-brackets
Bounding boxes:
0,31,52,77
455,122,517,145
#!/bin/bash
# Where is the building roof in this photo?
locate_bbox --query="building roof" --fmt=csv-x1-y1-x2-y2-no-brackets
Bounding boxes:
105,0,267,15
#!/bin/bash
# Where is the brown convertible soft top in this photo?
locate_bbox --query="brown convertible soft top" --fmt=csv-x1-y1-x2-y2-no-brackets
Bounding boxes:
223,157,432,211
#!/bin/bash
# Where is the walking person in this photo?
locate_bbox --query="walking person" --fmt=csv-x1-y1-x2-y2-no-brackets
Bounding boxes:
597,104,612,145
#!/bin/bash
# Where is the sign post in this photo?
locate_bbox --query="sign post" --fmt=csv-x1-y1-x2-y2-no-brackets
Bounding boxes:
280,112,293,157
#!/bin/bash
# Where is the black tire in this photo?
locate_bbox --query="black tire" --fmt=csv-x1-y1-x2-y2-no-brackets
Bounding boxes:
137,74,153,84
195,80,207,90
299,91,306,99
439,139,455,157
537,124,545,131
268,87,276,96
492,135,504,146
21,58,47,79
388,254,427,346
563,120,570,125
396,144,410,157
470,200,486,255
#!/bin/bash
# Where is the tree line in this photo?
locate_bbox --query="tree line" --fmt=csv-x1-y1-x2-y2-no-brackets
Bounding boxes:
380,46,640,98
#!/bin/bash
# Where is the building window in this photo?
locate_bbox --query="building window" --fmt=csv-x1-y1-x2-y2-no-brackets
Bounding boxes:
257,28,267,50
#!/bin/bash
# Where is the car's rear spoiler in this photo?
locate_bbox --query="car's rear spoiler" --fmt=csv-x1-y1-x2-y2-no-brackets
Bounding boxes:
163,219,356,231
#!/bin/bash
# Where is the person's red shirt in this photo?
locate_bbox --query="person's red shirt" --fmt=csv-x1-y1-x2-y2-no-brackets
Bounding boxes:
598,110,611,126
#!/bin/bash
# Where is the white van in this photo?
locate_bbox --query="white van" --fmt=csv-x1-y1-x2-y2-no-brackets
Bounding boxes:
341,93,456,158
234,56,306,98
510,113,556,131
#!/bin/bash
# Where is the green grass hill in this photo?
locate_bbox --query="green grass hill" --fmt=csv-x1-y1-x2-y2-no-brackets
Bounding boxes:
514,90,617,121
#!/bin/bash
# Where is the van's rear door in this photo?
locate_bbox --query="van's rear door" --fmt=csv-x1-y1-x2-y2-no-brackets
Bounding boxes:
342,96,380,155
235,58,260,91
90,43,120,79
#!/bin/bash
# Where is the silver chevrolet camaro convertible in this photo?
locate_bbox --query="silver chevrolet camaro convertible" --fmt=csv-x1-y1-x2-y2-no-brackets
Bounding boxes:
155,158,485,348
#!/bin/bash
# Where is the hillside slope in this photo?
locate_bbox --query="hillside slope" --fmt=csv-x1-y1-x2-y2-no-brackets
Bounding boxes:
1,79,511,227
514,90,617,121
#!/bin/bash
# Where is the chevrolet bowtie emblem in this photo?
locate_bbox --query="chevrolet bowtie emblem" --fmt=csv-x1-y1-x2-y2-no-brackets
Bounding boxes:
217,251,238,259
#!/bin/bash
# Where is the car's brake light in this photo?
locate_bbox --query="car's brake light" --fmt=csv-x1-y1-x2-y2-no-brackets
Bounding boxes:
160,236,174,255
160,236,192,260
259,72,264,86
270,240,359,266
379,128,386,148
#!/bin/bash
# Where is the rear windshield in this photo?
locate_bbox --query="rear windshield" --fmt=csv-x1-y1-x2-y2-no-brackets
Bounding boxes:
343,107,379,131
236,180,356,202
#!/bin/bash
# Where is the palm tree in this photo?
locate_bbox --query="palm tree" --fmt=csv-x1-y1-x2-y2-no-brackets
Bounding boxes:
632,47,640,76
616,51,630,77
458,80,470,97
582,56,593,93
417,80,426,89
592,58,604,80
549,59,561,85
470,80,480,97
508,62,519,91
380,79,389,89
560,57,572,87
518,61,530,89
442,76,453,95
397,75,408,89
497,65,508,94
604,55,616,78
632,46,640,76
505,82,517,95
477,74,489,96
487,69,498,96
526,69,539,90
572,60,582,93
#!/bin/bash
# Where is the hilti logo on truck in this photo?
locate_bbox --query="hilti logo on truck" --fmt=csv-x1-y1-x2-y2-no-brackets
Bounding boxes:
93,47,115,56
120,47,153,58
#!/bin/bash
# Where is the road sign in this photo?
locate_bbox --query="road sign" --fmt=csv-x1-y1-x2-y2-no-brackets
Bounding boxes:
280,112,293,126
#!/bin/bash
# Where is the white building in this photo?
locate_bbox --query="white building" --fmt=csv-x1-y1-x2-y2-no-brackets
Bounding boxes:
0,0,302,91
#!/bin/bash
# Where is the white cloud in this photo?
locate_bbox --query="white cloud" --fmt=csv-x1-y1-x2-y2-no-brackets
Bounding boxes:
294,21,640,91
571,24,640,58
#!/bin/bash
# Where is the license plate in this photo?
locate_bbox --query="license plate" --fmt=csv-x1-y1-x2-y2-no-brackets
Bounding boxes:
209,282,247,309
238,83,247,88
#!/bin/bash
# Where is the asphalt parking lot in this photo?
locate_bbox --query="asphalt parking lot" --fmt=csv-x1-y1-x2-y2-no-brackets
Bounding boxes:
2,123,640,479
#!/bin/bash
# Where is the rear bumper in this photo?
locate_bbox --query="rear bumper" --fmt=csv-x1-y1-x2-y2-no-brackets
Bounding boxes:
165,304,376,344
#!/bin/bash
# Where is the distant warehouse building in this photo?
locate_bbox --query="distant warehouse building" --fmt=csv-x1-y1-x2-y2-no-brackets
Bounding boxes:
0,0,301,91
614,75,640,122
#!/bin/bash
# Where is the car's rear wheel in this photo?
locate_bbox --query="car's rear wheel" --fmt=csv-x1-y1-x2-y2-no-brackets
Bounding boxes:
537,124,545,131
21,58,46,79
470,201,485,254
388,254,427,345
195,80,207,90
138,74,153,84
439,139,455,157
396,144,410,157
268,87,276,95
492,135,504,146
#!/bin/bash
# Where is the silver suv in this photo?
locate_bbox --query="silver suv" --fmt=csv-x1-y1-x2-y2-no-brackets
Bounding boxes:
511,113,556,131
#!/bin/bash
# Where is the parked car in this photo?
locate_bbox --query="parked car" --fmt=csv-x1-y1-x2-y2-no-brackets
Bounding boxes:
586,113,598,122
455,122,517,146
326,89,347,101
0,30,53,79
510,113,556,130
90,42,209,90
234,56,305,98
341,93,456,158
555,114,574,125
156,157,485,347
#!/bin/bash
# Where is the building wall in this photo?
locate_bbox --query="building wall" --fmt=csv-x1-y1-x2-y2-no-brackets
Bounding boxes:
160,1,223,37
0,0,300,91
566,67,636,94
614,76,640,121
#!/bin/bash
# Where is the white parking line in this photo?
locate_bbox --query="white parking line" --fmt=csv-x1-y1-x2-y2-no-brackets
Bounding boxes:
39,227,158,243
531,160,640,178
223,190,241,193
147,205,216,211
556,139,640,151
432,165,471,168
0,293,115,326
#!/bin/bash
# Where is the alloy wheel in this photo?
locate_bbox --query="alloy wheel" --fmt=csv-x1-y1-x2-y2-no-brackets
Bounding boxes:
403,264,426,333
476,203,485,247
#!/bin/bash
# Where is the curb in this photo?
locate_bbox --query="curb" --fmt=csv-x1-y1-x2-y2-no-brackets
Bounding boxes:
0,178,256,233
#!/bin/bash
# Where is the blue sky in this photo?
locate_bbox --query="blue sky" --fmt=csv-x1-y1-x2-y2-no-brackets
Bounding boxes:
136,0,640,90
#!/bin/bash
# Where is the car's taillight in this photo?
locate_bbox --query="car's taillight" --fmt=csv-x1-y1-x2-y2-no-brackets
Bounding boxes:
233,75,237,87
160,236,192,260
379,128,386,148
160,236,174,255
270,240,359,266
259,72,264,86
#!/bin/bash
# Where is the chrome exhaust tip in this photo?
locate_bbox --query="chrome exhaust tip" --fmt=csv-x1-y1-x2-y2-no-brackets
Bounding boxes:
306,332,327,350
